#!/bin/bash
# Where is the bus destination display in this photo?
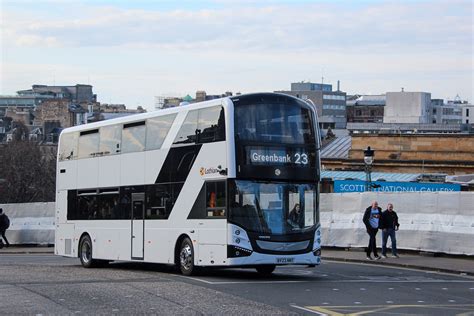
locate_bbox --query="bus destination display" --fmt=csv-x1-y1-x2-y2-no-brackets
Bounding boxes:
249,148,309,166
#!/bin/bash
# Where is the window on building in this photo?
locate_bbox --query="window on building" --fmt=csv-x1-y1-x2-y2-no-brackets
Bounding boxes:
78,129,99,159
100,125,121,156
356,110,362,116
146,113,177,150
467,109,470,116
122,121,146,153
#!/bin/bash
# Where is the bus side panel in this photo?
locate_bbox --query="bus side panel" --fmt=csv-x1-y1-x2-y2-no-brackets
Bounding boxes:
166,141,228,267
196,220,227,266
74,221,131,261
55,223,75,257
121,152,145,186
57,160,78,190
98,155,121,188
77,158,99,189
143,224,175,264
144,150,168,184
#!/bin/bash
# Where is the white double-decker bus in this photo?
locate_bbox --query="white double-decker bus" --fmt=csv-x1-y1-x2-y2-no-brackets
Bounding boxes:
55,92,322,275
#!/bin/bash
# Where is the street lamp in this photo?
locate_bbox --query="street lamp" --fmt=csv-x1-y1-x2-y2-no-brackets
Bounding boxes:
364,146,375,191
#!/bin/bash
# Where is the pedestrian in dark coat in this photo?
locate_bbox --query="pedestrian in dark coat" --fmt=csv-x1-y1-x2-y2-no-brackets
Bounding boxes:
380,203,400,258
362,201,382,260
0,208,10,248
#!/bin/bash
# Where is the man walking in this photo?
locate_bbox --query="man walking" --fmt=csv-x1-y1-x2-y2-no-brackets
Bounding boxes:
363,201,382,260
380,203,400,258
0,208,11,248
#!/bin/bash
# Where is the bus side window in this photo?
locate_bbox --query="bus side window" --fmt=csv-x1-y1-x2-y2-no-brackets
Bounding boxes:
122,121,146,154
206,181,226,217
197,106,226,143
146,114,177,150
59,132,79,161
100,125,121,155
78,129,99,159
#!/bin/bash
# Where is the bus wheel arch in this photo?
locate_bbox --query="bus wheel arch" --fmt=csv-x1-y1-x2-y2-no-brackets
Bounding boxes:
78,233,108,268
174,234,198,276
78,233,94,268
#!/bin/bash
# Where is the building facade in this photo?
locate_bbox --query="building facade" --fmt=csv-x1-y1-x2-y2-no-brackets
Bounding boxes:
277,81,347,129
346,95,385,123
383,91,432,124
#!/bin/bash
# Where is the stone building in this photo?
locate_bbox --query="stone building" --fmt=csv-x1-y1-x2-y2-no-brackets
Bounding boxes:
34,99,87,131
321,133,474,174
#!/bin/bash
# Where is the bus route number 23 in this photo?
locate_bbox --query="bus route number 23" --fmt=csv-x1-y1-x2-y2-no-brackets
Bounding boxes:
294,153,308,165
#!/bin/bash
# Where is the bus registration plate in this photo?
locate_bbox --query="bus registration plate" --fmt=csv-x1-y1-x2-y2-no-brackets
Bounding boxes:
276,257,295,264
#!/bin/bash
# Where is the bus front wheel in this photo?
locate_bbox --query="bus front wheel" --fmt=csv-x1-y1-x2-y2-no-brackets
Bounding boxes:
179,237,197,276
256,265,276,276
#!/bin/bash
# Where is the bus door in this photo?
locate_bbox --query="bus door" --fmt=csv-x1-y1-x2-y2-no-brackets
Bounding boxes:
131,193,145,259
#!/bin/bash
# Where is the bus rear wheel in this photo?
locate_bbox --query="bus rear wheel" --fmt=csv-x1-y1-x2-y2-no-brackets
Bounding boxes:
256,265,276,276
179,237,197,276
79,235,103,268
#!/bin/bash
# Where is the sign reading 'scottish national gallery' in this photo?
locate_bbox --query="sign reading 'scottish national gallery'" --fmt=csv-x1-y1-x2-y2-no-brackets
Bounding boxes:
334,180,461,193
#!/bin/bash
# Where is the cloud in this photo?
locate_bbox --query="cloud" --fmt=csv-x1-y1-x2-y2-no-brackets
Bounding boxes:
1,0,472,107
2,1,471,54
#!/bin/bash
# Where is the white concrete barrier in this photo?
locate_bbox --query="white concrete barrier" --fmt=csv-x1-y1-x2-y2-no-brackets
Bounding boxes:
320,192,474,255
1,192,473,255
0,202,55,245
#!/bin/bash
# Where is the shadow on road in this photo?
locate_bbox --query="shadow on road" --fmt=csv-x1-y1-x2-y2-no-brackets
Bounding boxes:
104,261,322,281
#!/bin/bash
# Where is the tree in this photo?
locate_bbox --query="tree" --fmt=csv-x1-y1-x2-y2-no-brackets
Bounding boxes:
0,123,57,203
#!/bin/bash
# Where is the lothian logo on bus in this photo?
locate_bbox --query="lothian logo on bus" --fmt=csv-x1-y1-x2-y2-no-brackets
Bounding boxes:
200,166,221,176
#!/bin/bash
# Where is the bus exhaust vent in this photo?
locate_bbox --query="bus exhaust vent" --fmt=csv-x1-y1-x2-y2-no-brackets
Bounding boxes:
65,239,72,255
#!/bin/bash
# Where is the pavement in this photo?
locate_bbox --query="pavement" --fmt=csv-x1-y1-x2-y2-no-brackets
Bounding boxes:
1,245,473,276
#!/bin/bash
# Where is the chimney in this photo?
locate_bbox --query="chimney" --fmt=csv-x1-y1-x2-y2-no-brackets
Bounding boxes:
337,80,340,91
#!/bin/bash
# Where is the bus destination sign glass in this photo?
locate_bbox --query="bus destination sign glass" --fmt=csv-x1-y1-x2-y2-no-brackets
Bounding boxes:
248,147,309,166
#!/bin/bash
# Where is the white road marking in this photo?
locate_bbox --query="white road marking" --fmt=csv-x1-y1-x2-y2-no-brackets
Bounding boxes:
360,288,366,290
180,275,474,285
386,301,394,303
180,276,308,285
449,300,456,303
354,302,361,304
415,288,421,290
417,301,425,303
442,288,448,290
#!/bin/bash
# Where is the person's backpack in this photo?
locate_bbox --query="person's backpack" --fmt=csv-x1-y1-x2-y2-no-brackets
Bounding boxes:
4,215,10,229
1,215,9,230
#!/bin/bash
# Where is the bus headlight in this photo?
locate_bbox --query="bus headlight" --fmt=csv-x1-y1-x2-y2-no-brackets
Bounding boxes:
228,224,252,252
313,227,321,251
